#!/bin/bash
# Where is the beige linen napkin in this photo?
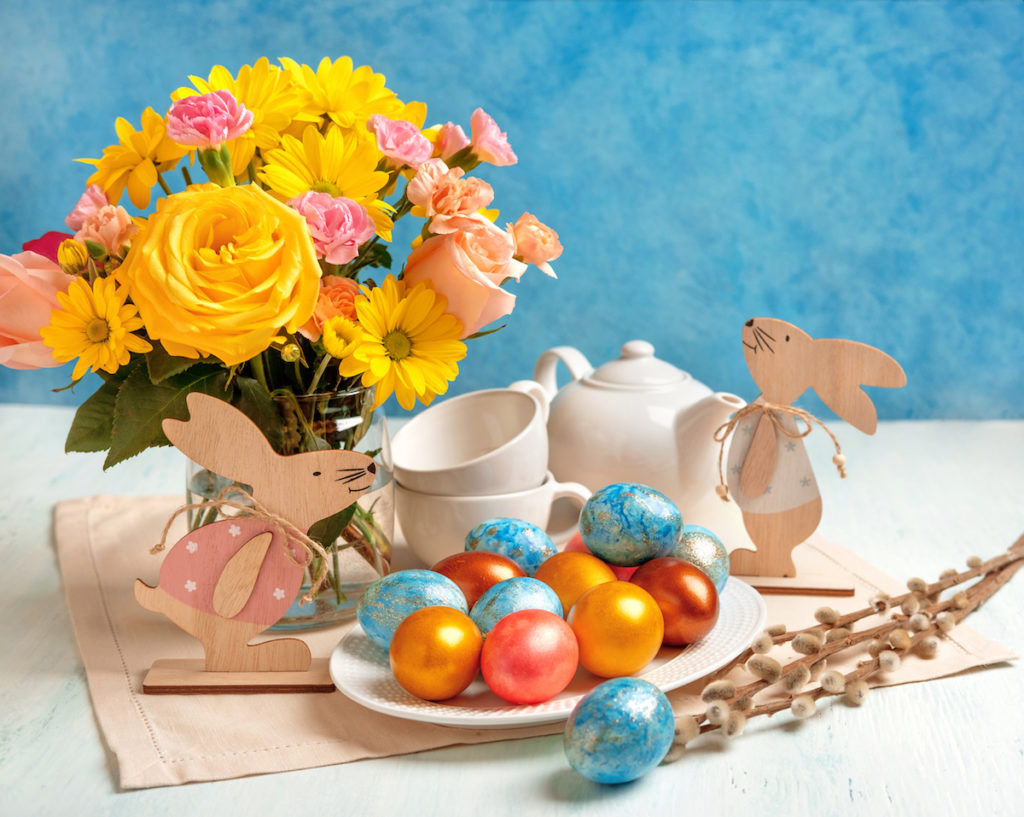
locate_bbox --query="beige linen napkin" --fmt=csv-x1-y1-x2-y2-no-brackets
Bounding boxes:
56,494,1015,790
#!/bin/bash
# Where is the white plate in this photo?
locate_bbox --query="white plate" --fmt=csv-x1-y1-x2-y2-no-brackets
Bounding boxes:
329,577,766,728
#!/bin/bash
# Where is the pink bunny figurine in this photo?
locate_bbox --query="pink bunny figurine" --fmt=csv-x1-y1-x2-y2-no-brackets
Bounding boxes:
134,392,377,672
725,318,906,577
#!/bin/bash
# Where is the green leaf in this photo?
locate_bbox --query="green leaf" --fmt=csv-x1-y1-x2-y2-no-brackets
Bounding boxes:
146,341,198,383
65,378,121,453
105,363,232,469
84,240,107,259
361,242,392,270
307,504,357,550
233,376,284,453
463,324,507,340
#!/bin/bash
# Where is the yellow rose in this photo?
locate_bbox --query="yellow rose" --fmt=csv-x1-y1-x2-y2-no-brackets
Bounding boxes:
116,183,320,365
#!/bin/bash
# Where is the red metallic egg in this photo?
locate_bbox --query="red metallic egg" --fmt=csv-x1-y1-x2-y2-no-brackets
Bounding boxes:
629,557,719,646
431,551,526,610
480,608,579,704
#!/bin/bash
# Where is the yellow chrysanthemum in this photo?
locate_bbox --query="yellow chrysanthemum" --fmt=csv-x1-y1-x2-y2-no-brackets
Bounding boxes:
77,108,189,209
40,276,152,381
322,316,369,377
172,57,309,176
280,56,418,132
258,124,394,239
350,275,466,410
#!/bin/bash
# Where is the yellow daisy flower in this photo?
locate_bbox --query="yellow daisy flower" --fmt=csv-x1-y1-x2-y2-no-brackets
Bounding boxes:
322,316,369,377
172,57,308,176
258,124,394,239
77,108,188,209
280,56,415,132
40,276,153,381
351,275,466,410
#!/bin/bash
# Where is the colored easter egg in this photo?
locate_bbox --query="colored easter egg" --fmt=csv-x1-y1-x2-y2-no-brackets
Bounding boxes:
465,518,558,576
357,569,468,650
565,532,637,580
564,677,675,784
567,581,664,677
431,550,526,610
630,557,720,646
579,483,682,567
664,524,730,593
534,550,617,616
470,576,563,638
389,606,483,701
480,609,579,704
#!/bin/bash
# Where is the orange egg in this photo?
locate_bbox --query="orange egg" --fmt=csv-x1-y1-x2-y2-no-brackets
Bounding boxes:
534,550,617,616
567,581,665,678
389,606,483,700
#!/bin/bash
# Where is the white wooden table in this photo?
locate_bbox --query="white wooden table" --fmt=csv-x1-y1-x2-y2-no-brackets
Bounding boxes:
2,405,1022,816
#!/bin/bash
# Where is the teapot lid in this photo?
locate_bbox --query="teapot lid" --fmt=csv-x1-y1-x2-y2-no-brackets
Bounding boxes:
586,340,687,389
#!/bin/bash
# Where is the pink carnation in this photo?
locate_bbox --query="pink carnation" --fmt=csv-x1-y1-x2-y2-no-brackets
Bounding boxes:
435,122,470,160
166,90,254,150
65,185,110,231
75,205,138,255
470,108,517,167
288,192,376,265
368,115,433,169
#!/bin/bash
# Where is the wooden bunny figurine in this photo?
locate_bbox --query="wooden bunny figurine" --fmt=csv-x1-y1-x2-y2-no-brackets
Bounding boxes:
725,318,905,577
134,392,377,673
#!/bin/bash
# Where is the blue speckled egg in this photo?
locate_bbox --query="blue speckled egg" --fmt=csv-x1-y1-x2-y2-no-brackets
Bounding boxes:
579,483,683,567
357,569,467,650
464,518,557,576
665,524,730,594
564,677,675,784
470,577,563,637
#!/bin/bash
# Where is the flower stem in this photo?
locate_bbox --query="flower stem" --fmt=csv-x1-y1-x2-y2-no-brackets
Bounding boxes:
306,354,333,395
250,353,270,392
156,173,172,196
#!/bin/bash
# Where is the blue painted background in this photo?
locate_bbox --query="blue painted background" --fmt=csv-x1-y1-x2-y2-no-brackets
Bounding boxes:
1,0,1022,420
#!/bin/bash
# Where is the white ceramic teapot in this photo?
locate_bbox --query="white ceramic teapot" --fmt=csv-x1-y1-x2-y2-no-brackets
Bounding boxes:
533,340,745,511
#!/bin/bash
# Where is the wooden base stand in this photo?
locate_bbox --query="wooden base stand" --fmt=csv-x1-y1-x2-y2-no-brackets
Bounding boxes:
141,657,335,694
734,573,855,597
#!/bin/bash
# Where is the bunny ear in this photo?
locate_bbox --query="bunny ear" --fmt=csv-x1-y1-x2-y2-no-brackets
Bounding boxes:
162,392,274,483
811,339,906,434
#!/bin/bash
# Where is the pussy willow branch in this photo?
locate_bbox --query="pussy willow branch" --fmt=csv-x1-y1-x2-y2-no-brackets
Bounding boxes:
687,532,1024,739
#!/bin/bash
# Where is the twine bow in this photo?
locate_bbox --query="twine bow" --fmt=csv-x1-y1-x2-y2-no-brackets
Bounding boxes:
713,401,847,502
150,486,332,605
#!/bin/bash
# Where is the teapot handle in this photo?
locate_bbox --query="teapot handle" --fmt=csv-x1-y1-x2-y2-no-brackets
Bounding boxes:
533,347,593,401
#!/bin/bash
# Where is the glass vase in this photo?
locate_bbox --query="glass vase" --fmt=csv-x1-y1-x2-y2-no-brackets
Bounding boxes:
185,386,393,630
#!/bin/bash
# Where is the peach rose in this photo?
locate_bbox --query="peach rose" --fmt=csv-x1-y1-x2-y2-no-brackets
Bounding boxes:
75,204,138,255
509,213,562,278
0,251,74,369
402,216,526,338
299,276,362,341
406,159,494,234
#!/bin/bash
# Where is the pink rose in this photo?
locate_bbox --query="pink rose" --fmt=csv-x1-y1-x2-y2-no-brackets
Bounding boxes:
470,108,517,167
75,205,137,255
402,216,526,338
368,114,433,169
0,251,73,369
288,192,376,265
22,231,73,264
435,122,470,160
407,159,494,235
65,185,110,231
509,213,562,278
298,275,362,341
166,90,254,149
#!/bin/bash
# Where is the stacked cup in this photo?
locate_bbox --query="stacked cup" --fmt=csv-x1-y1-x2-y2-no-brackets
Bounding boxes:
392,380,591,566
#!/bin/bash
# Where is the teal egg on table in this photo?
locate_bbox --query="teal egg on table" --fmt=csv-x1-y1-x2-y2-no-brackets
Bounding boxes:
579,483,682,567
357,569,467,650
470,576,563,637
665,524,730,593
564,677,676,784
464,518,557,576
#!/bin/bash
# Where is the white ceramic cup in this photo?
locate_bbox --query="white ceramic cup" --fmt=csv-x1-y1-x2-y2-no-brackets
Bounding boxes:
390,380,550,496
397,471,591,567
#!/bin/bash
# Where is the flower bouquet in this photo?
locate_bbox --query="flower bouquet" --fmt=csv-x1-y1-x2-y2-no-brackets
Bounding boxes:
1,56,561,624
